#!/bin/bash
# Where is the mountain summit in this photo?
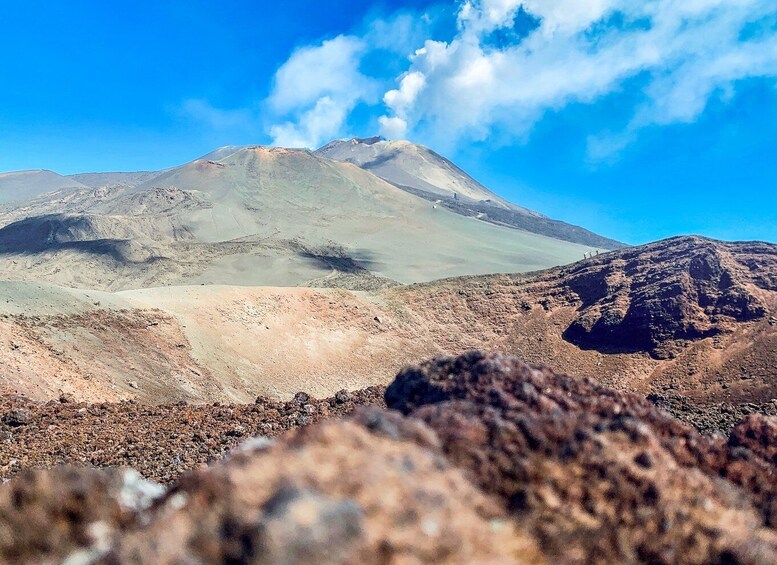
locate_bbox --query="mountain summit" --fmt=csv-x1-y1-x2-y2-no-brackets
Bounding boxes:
316,137,519,210
316,137,622,249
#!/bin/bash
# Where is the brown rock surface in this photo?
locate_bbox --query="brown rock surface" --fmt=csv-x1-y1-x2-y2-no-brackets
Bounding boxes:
1,352,777,563
559,237,773,357
387,352,777,563
393,236,777,428
0,466,162,564
0,388,384,483
0,407,542,565
108,408,541,564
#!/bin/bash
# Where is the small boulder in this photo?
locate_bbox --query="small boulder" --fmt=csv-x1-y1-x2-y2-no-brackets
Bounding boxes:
2,409,32,427
293,392,310,404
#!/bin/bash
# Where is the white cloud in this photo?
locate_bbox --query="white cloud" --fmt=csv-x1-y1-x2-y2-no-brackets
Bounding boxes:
266,35,379,148
376,0,777,155
261,0,777,153
382,71,427,127
180,99,254,131
269,96,350,148
378,116,408,139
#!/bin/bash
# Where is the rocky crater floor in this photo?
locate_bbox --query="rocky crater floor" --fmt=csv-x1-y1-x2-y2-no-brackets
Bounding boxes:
1,352,776,564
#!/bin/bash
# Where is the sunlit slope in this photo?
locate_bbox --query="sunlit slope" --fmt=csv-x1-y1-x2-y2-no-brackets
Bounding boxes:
316,137,519,209
0,146,589,289
0,170,88,203
129,146,590,282
316,138,623,249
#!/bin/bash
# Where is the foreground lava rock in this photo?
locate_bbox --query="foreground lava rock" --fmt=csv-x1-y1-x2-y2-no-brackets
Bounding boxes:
387,352,777,563
0,409,542,564
109,408,542,564
1,352,776,564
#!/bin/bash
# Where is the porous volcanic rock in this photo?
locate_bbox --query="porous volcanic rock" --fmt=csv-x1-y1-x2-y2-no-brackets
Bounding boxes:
0,466,163,564
729,414,777,465
2,352,777,564
647,393,777,435
111,408,543,563
0,388,385,483
387,351,777,563
560,237,774,358
0,409,543,564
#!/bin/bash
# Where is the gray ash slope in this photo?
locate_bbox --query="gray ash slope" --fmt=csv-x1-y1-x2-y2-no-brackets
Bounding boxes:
0,145,596,290
317,137,623,249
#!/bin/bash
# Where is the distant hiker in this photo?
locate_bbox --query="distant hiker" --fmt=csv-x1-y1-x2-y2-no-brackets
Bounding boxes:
453,193,458,201
596,249,600,255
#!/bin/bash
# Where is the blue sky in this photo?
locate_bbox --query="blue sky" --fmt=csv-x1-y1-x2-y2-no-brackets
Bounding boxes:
1,0,775,245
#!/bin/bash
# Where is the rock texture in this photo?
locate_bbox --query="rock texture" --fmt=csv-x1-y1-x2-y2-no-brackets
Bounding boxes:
394,236,777,421
559,237,774,358
0,388,384,483
0,467,163,564
1,353,776,564
387,352,777,563
0,407,542,564
108,409,541,564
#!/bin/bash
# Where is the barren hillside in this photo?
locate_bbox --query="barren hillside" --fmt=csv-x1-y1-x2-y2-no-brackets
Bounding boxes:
0,146,592,290
1,236,774,432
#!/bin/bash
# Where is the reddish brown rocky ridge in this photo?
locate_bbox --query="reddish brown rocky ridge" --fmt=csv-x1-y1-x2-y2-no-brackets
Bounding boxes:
395,236,777,415
558,237,775,358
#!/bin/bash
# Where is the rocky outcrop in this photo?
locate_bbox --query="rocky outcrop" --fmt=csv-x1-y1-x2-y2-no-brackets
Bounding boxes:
387,352,777,563
1,352,776,564
560,237,774,358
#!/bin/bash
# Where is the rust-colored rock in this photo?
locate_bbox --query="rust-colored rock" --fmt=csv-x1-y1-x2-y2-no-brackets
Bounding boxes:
1,352,777,564
109,408,542,564
387,351,777,563
729,414,777,466
0,388,385,483
0,408,542,564
560,237,774,358
0,466,162,564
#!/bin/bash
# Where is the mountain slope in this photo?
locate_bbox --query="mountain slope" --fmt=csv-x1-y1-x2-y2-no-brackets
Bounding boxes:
0,146,591,290
0,170,88,203
316,137,623,249
67,171,158,188
316,137,519,209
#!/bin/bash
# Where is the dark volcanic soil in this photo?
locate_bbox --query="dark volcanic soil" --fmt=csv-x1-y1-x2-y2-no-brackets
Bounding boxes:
0,388,384,483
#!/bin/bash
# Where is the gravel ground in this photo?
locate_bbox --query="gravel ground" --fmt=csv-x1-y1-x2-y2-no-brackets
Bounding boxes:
0,388,385,483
